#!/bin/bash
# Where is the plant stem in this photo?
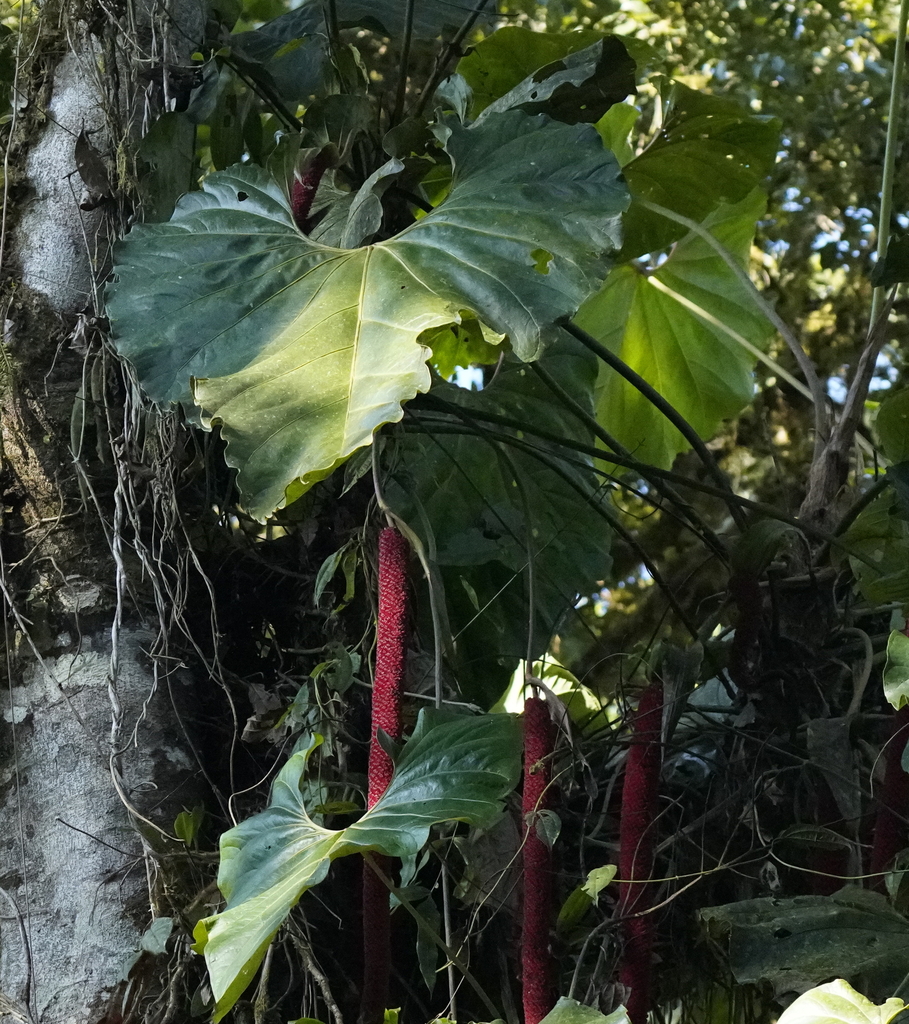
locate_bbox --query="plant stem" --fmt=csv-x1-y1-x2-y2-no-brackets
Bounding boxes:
361,527,409,1024
522,696,556,1024
414,0,491,117
392,0,416,128
527,361,732,553
871,0,909,326
364,854,502,1020
558,319,747,530
403,408,850,550
414,394,729,559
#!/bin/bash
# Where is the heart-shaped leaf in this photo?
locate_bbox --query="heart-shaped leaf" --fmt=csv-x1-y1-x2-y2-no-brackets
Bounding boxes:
776,980,905,1024
193,709,520,1021
108,110,627,520
575,189,772,469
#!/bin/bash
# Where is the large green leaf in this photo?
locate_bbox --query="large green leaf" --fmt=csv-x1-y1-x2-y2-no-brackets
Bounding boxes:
700,889,909,999
574,189,773,469
387,338,614,705
776,980,906,1024
108,110,627,520
621,82,780,260
193,709,521,1021
458,27,606,116
458,29,635,124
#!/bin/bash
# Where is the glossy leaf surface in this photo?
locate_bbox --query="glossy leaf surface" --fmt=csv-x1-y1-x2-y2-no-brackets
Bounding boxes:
883,630,909,710
108,110,626,519
776,980,905,1024
540,998,630,1024
193,710,521,1020
700,889,909,997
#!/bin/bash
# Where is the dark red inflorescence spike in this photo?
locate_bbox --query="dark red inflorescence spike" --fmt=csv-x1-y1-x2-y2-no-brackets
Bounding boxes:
291,150,330,234
618,680,664,1024
360,526,409,1024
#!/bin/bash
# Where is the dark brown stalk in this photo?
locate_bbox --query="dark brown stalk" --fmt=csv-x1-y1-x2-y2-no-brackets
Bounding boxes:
521,696,556,1024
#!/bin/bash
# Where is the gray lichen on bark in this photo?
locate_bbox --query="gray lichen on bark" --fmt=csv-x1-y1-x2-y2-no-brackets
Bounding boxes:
1,2,207,1021
15,39,106,312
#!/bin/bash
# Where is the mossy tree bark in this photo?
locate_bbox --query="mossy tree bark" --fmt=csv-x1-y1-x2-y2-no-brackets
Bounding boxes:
0,2,205,1021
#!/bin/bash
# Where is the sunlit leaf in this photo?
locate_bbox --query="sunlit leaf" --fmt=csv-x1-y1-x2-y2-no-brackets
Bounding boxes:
108,110,626,520
575,189,772,469
540,998,630,1024
192,710,520,1021
423,316,505,378
884,630,909,710
776,979,905,1024
595,101,639,166
620,82,781,259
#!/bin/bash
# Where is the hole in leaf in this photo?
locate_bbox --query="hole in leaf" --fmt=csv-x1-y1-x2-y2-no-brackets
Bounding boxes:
772,927,792,939
237,191,249,201
530,248,553,275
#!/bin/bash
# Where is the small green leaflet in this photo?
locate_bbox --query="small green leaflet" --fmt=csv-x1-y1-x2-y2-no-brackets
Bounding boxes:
884,630,909,710
108,110,627,520
557,864,617,933
192,709,521,1021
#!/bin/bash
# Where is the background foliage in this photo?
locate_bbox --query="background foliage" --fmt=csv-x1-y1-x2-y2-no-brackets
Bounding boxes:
7,0,909,1021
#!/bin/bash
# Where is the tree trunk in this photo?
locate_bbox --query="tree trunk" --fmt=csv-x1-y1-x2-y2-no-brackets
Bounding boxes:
1,2,204,1021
